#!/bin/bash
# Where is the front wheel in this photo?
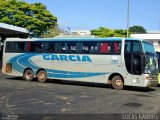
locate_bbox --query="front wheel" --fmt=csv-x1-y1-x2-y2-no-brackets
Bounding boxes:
111,75,124,90
37,70,47,83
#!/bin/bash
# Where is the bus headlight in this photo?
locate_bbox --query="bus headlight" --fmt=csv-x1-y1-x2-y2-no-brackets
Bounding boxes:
146,75,150,80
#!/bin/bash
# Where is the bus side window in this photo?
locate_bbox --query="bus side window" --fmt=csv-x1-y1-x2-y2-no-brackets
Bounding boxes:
76,42,83,53
114,42,119,53
67,42,77,53
94,42,100,53
5,42,18,52
54,42,60,53
132,41,141,53
61,42,68,53
82,42,99,54
112,42,121,54
18,42,28,52
83,46,89,53
43,42,49,52
43,42,55,53
100,42,109,53
82,42,89,53
125,41,131,53
30,42,43,53
5,42,24,52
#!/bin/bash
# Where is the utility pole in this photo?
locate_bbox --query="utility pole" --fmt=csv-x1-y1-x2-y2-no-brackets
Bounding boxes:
127,0,130,38
159,20,160,31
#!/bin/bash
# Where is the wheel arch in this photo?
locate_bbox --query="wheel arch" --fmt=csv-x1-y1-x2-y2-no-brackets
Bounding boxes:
36,68,47,76
23,68,33,77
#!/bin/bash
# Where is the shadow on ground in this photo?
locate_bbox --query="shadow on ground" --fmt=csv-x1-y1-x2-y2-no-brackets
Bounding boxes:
6,77,155,92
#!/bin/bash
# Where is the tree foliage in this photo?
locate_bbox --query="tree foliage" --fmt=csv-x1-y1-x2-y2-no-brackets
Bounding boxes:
113,29,127,37
91,27,114,37
129,25,147,34
0,0,57,37
91,27,127,37
41,26,61,38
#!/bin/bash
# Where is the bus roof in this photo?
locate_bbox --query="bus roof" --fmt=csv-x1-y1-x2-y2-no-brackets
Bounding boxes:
5,37,143,42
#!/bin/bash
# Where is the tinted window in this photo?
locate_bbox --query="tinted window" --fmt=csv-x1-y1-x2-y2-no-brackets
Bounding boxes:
60,42,68,53
29,42,43,53
67,42,77,53
43,42,55,53
125,41,132,53
112,42,121,54
5,42,27,53
5,41,121,55
82,41,100,54
133,41,141,52
44,41,79,53
100,42,110,53
100,41,121,54
125,41,141,53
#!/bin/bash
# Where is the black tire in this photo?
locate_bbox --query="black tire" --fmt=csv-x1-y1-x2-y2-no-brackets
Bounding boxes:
111,75,124,90
37,70,47,83
23,69,34,81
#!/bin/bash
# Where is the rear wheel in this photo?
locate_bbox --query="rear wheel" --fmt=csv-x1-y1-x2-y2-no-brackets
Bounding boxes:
37,70,47,83
23,69,34,81
111,75,124,90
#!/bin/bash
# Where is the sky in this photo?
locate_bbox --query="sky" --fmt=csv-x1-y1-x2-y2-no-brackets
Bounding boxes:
26,0,160,32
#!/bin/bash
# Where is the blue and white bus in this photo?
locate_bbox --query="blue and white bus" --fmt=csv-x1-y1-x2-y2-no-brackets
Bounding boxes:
2,36,158,90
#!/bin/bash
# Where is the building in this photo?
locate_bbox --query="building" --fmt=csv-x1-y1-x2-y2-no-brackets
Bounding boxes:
70,30,91,36
0,22,29,43
131,32,160,52
0,23,29,61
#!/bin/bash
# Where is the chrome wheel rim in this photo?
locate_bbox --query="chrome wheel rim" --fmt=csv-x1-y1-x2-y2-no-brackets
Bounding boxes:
115,79,123,87
26,73,32,80
39,73,45,80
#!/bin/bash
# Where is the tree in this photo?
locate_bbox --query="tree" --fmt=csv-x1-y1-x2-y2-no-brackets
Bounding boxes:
41,26,61,38
91,27,114,37
113,29,127,37
129,25,147,34
91,27,127,37
0,0,57,37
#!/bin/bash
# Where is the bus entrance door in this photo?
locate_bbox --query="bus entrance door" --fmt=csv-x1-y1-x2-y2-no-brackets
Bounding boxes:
131,54,143,85
125,40,143,86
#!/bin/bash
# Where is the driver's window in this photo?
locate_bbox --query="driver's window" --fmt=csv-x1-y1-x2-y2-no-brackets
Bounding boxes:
125,41,131,53
133,41,141,53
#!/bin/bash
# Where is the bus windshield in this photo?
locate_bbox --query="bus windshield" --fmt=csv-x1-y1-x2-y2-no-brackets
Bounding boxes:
142,41,158,74
142,41,156,54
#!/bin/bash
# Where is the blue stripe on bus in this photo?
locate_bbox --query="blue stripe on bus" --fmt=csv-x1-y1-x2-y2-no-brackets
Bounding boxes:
8,53,109,78
47,72,107,78
35,38,123,42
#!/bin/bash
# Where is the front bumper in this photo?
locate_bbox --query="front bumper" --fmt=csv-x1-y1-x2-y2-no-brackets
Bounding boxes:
147,80,158,87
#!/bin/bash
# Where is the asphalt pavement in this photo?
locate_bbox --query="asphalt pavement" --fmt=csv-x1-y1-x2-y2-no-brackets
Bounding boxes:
0,71,160,120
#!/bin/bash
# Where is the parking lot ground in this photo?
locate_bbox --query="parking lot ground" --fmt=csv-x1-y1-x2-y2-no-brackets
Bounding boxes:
0,71,160,119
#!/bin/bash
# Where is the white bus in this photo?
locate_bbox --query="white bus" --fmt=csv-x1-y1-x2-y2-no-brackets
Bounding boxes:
2,37,158,90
